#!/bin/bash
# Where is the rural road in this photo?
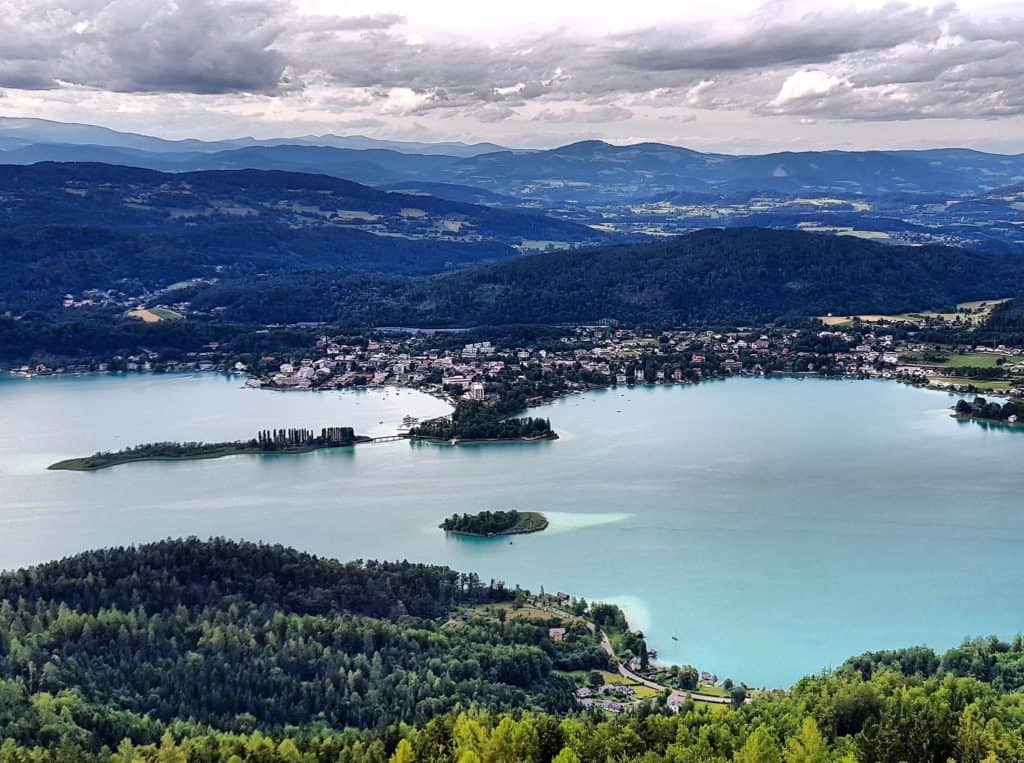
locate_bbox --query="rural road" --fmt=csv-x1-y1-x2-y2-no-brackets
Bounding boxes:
599,630,742,706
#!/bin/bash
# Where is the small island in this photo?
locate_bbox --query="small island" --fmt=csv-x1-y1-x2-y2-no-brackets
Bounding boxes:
410,400,557,444
440,510,549,537
953,396,1024,425
49,427,370,471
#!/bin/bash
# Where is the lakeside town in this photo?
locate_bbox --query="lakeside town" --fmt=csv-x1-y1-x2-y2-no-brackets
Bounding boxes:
10,319,1024,408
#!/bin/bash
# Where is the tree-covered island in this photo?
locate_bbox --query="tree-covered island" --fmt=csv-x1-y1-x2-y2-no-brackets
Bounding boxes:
440,509,549,536
410,399,556,443
953,396,1024,424
49,426,370,471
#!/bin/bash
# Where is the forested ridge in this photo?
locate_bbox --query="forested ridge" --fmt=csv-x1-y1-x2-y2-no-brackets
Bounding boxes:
4,539,1024,760
0,538,595,737
0,162,605,314
190,229,1024,326
5,228,1024,364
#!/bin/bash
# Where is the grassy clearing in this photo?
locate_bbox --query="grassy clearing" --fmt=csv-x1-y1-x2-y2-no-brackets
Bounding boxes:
127,308,161,323
819,299,1011,328
930,376,1013,391
127,307,184,323
696,700,732,714
900,351,1021,369
599,671,633,686
695,684,729,697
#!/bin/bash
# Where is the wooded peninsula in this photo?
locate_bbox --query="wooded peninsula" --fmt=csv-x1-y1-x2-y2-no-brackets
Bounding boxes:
48,426,370,471
440,510,549,536
953,396,1024,425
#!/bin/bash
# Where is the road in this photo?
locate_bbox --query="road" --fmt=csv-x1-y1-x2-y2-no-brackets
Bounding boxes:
598,630,742,705
529,600,749,706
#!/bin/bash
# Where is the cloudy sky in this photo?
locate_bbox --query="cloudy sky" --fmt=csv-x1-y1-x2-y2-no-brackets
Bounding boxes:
1,0,1023,152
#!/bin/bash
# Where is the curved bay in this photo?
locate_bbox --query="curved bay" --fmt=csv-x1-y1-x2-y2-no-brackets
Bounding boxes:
1,372,1021,687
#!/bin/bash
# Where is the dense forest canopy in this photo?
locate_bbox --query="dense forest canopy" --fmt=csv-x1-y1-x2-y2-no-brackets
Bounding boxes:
439,510,548,536
0,538,597,738
3,539,1024,761
411,401,554,441
189,229,1024,327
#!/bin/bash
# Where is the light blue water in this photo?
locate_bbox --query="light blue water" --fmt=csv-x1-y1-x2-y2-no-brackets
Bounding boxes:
1,372,1022,687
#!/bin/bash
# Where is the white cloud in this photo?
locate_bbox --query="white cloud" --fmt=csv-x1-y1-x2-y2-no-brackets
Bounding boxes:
771,70,849,106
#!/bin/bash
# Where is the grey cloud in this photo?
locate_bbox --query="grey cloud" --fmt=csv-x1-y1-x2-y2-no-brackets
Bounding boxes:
533,105,632,123
0,0,290,93
472,105,518,123
1,0,1023,127
610,3,951,72
289,13,404,33
0,0,402,95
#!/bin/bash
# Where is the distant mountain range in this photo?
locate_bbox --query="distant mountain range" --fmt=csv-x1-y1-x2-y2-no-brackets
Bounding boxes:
0,117,511,157
3,117,1024,254
3,118,1022,203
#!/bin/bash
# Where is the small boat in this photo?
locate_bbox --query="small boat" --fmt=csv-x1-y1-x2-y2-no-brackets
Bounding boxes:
671,635,679,641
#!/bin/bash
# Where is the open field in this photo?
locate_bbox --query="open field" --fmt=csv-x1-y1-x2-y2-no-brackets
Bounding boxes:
127,307,184,323
930,376,1014,392
901,351,1024,369
819,298,1011,327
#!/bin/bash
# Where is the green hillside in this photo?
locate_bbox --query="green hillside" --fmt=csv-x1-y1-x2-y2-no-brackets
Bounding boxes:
3,539,1024,761
192,228,1024,326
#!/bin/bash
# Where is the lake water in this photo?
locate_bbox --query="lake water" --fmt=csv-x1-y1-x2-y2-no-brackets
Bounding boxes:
2,372,1022,687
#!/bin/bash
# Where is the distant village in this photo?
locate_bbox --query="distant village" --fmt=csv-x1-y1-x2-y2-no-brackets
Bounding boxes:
10,323,1024,403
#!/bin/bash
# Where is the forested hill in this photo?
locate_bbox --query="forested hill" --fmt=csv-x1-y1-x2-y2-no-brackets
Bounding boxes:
194,228,1024,326
0,538,599,739
0,162,607,313
0,537,496,619
7,540,1024,761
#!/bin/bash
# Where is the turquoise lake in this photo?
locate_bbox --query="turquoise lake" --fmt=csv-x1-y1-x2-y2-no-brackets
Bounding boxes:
1,372,1022,687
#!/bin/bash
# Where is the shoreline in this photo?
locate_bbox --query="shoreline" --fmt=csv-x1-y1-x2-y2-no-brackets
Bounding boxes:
951,412,1024,428
441,510,549,537
410,432,559,445
48,437,373,472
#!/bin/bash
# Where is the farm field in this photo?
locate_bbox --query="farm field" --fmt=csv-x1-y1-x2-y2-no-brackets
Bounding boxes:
819,298,1010,327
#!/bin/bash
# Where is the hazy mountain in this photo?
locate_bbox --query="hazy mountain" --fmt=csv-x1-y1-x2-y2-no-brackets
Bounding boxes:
378,180,519,206
5,125,1023,203
437,141,1024,201
0,116,510,157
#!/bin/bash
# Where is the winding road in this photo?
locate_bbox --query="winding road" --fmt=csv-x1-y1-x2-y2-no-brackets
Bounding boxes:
598,630,745,706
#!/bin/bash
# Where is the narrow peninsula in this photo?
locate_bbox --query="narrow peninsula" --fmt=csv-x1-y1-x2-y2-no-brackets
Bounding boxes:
49,427,370,471
440,510,549,537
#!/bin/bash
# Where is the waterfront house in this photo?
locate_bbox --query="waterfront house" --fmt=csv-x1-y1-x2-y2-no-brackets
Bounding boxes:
667,693,688,712
600,684,634,697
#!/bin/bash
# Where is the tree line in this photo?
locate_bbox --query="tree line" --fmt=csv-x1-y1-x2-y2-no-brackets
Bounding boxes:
3,539,1024,760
